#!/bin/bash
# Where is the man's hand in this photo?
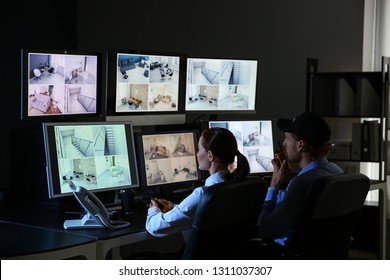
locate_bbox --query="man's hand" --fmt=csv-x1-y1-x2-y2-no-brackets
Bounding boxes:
270,158,287,189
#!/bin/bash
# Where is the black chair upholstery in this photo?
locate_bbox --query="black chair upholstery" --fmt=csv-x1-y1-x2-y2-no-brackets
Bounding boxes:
47,66,55,77
124,176,268,260
182,176,268,259
279,173,371,259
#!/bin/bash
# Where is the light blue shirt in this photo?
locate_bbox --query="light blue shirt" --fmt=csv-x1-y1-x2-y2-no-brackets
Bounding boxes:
145,170,228,237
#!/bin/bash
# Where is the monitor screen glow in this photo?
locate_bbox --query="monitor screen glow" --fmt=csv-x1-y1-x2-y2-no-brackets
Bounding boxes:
209,120,275,174
106,50,186,115
186,58,258,113
135,130,201,189
43,121,139,198
22,50,103,120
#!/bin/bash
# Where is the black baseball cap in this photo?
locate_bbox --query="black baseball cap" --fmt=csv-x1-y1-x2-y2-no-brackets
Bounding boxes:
277,112,331,147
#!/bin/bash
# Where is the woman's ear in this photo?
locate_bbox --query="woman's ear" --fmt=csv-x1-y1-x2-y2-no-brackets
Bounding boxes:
208,150,213,162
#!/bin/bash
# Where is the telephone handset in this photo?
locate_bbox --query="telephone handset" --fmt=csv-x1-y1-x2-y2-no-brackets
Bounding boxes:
63,181,130,230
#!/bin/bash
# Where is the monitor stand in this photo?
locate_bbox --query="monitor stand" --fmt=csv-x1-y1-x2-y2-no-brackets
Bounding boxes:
63,212,104,229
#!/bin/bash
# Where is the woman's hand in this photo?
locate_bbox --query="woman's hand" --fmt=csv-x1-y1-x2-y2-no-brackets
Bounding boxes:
156,198,174,209
149,198,174,213
148,199,158,208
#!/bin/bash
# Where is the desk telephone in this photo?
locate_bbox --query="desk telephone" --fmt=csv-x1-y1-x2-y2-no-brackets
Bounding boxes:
63,181,131,230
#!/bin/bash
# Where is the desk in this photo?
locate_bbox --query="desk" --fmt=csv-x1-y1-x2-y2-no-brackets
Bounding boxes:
0,199,153,260
39,66,50,78
0,222,96,260
2,186,383,260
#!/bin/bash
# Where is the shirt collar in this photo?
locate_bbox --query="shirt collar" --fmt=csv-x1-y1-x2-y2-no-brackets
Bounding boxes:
205,170,229,186
298,157,329,176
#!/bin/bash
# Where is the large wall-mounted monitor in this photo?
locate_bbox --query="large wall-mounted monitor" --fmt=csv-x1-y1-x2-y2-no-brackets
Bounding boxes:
185,57,258,114
21,49,104,121
106,49,187,126
134,128,202,194
208,120,276,176
43,121,139,198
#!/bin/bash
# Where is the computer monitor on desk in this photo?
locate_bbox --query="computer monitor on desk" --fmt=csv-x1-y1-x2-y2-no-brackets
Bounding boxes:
134,127,203,198
207,119,278,177
42,121,140,229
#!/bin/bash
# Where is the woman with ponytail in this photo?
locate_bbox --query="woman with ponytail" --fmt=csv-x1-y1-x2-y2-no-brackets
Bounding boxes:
146,127,250,238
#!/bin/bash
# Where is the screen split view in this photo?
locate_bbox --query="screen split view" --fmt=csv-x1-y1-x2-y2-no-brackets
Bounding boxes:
185,58,258,112
25,52,99,119
44,119,276,201
22,49,259,122
24,49,273,220
114,53,181,113
43,122,210,200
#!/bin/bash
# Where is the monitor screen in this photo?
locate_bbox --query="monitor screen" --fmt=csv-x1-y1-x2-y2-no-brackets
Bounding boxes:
208,120,275,175
106,49,187,125
43,121,139,198
185,57,258,114
21,49,104,121
134,129,202,191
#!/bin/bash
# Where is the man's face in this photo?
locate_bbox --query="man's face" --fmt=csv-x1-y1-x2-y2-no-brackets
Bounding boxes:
283,132,302,163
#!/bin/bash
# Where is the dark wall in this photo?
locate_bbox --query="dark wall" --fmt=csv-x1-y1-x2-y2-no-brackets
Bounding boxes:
76,0,365,119
1,0,365,197
1,1,77,194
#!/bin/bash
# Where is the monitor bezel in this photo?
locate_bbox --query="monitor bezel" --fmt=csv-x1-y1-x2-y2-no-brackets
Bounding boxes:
185,56,259,115
43,121,140,199
21,49,105,121
105,49,188,123
134,127,203,194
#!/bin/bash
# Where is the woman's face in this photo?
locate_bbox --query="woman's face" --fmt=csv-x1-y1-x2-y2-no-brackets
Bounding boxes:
196,136,211,171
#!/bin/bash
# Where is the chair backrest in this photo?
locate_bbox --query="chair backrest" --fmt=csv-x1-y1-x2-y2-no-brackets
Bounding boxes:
182,176,269,260
288,173,371,259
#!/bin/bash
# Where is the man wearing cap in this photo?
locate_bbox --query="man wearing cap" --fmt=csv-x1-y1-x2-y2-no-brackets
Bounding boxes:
255,112,343,257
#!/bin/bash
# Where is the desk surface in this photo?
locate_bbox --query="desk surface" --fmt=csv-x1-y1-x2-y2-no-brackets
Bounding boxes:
0,185,386,259
0,193,190,259
0,199,149,241
0,222,96,259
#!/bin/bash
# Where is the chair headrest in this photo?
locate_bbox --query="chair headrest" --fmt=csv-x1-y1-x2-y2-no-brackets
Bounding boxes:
306,173,370,220
193,177,268,230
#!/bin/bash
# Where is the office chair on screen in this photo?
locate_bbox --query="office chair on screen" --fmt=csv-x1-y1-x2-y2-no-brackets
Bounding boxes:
253,173,371,260
33,68,41,82
125,176,268,260
47,66,55,78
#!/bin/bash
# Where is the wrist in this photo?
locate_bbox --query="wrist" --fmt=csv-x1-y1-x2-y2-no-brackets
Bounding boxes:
269,185,276,190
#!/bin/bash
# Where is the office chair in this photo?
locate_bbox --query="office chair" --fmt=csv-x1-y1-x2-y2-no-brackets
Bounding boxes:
125,176,268,260
252,173,371,260
160,68,166,82
47,67,55,78
182,176,268,259
33,68,41,82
